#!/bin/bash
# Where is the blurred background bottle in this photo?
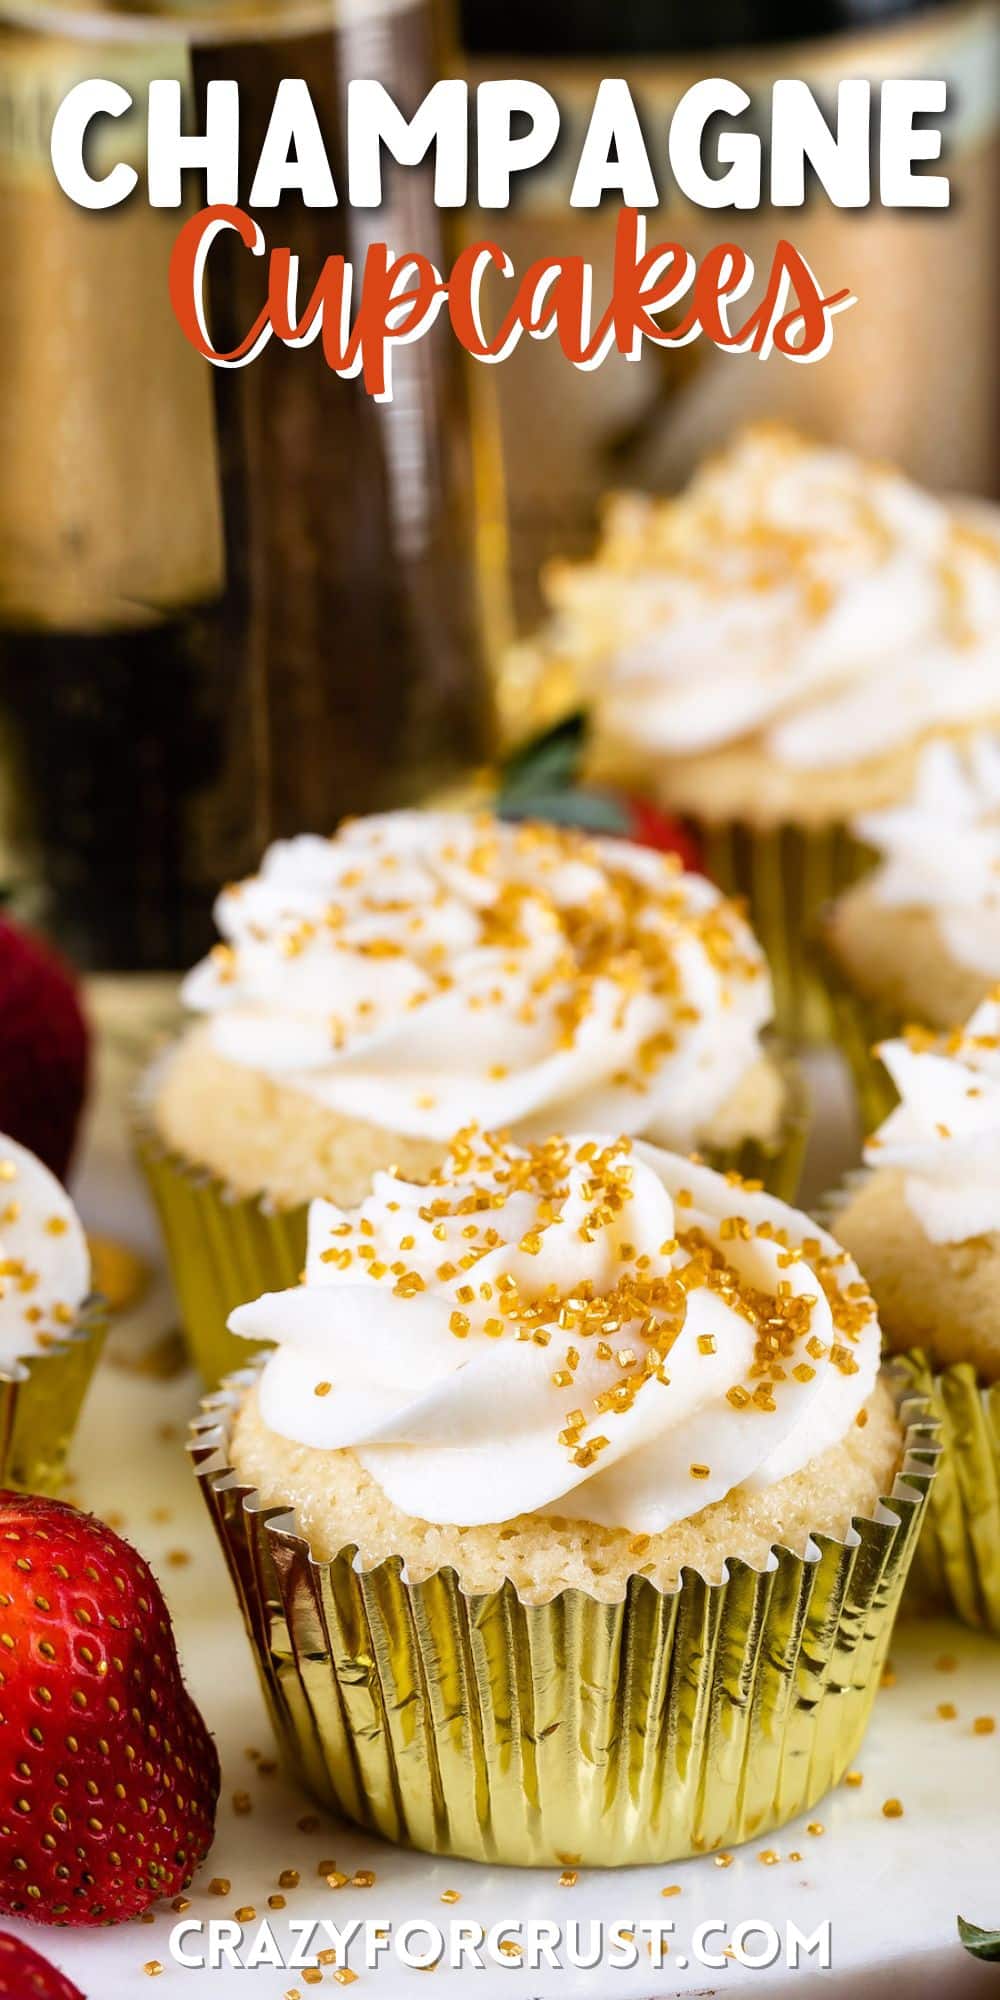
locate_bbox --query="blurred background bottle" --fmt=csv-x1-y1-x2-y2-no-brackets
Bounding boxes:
460,0,999,628
0,0,503,971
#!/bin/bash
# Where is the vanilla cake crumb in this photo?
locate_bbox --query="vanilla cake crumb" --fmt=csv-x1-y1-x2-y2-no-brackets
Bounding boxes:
153,1027,786,1211
230,1376,902,1605
836,1169,1000,1383
827,888,988,1029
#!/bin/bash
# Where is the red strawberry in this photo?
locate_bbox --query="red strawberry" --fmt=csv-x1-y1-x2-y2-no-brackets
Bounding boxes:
0,1493,219,1926
0,921,89,1182
621,796,703,874
0,1933,84,1998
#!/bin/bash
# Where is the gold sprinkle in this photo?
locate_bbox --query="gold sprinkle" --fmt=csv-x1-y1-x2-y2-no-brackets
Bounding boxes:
440,1889,461,1904
209,1877,230,1896
714,1853,733,1868
333,1975,359,1990
689,1463,711,1481
232,1791,252,1815
559,1870,578,1888
661,1884,681,1897
269,1895,287,1910
844,1771,863,1788
974,1716,996,1735
351,1870,376,1889
807,1822,824,1837
279,1869,300,1890
937,1702,957,1720
313,1382,332,1399
143,1967,163,1980
758,1850,780,1865
882,1798,904,1819
235,1906,256,1923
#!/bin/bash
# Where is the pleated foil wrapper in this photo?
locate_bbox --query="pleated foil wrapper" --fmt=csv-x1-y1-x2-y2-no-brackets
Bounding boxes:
818,1172,1000,1633
136,1129,306,1389
890,1353,1000,1634
817,936,902,1136
0,1296,106,1495
137,1051,809,1389
190,1360,938,1868
694,821,872,1045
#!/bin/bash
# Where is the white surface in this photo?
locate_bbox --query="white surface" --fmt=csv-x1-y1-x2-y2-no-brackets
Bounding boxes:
2,1031,999,1999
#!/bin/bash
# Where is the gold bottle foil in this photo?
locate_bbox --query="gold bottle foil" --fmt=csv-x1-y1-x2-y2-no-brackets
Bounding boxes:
190,1360,937,1868
137,1051,810,1388
0,1296,106,1494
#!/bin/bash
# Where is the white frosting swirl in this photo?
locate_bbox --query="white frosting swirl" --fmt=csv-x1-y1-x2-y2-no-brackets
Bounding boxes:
230,1132,878,1534
0,1135,90,1367
182,813,772,1147
548,428,1000,773
856,739,1000,977
867,998,1000,1245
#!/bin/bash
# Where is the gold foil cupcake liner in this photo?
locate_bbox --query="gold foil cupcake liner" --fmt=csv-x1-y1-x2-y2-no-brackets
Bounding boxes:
137,1050,809,1387
889,1353,1000,1634
695,820,872,1044
190,1360,937,1868
818,1171,1000,1632
816,936,901,1135
136,1127,306,1389
0,1297,106,1495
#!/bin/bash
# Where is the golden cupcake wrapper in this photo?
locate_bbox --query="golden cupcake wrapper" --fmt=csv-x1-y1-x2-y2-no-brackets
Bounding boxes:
137,1052,809,1389
695,821,872,1044
890,1353,1000,1634
0,1296,107,1495
818,1171,1000,1632
136,1128,306,1390
190,1359,937,1868
816,937,901,1135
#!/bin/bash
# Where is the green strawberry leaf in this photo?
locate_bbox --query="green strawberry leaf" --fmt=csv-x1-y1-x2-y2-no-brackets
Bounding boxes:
958,1918,1000,1961
500,789,630,835
498,711,587,807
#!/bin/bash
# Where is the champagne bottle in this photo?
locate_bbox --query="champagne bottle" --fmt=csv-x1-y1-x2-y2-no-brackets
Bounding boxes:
0,0,501,970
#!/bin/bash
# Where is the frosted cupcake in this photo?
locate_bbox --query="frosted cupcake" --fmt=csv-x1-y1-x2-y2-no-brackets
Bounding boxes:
826,740,1000,1124
192,1131,934,1866
142,811,805,1383
542,427,1000,1036
0,1135,104,1492
833,999,1000,1630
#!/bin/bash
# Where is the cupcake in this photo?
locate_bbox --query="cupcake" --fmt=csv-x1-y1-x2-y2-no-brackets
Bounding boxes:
832,999,1000,1631
141,811,806,1384
0,1135,104,1493
825,739,1000,1127
191,1131,935,1867
541,426,1000,1037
